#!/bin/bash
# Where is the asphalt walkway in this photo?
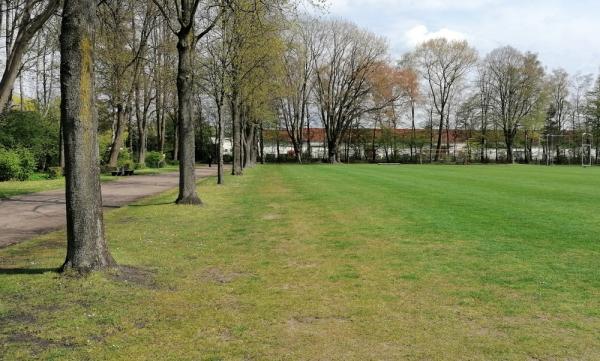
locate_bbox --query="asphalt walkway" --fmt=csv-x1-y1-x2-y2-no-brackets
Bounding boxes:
0,167,217,248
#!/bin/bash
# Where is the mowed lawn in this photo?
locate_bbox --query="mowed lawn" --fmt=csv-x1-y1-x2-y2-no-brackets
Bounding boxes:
1,165,599,360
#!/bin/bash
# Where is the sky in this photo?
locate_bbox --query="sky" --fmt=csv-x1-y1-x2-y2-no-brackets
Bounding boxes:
320,0,600,76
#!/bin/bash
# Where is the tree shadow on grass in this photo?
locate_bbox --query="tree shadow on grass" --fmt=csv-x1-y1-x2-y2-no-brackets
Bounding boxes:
127,201,175,207
0,268,57,275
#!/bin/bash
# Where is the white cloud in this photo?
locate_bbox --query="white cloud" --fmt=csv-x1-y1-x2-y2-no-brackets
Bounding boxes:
321,0,600,75
404,25,467,47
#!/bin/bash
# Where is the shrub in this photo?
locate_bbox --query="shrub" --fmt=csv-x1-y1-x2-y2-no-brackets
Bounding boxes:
117,148,135,170
16,148,35,181
145,151,165,168
0,148,22,181
0,111,59,168
47,167,63,179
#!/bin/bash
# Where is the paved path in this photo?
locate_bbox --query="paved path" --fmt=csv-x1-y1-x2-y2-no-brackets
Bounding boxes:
0,167,217,248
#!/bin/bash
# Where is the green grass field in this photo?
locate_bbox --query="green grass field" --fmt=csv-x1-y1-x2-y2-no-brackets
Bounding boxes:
1,165,599,360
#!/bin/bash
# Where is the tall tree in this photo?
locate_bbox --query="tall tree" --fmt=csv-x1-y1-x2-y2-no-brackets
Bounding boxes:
277,19,314,163
153,0,225,204
311,19,387,163
412,38,477,161
60,0,114,273
485,46,545,163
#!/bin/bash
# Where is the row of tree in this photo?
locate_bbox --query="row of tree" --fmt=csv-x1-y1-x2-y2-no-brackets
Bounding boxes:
1,0,600,272
0,0,300,273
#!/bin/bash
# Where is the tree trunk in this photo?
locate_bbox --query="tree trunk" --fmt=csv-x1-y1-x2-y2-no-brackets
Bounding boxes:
175,30,201,205
107,104,126,167
371,126,377,163
505,132,514,163
327,140,338,163
410,103,416,162
306,120,312,161
434,112,444,161
259,121,265,164
173,109,179,161
59,0,114,273
231,93,242,175
217,103,224,184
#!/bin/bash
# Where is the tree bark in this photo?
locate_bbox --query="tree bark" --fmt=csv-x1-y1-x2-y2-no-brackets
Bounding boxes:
434,112,444,161
217,103,224,184
59,0,114,273
328,140,339,163
107,104,126,167
231,92,243,175
175,29,201,205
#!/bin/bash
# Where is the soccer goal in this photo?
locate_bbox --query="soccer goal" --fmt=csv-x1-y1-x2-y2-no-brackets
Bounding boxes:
542,134,567,166
582,133,593,168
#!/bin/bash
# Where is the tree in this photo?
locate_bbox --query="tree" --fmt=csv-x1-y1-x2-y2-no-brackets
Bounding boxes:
277,19,315,164
485,46,545,163
311,19,388,163
412,38,477,161
546,68,570,160
584,75,600,161
59,0,115,273
153,0,225,204
397,59,420,162
475,64,492,162
0,0,60,112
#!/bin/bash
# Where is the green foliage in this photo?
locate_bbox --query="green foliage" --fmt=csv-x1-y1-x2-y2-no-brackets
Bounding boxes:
46,167,63,179
145,151,165,168
0,111,59,168
117,148,135,169
98,131,114,162
0,148,35,181
15,148,35,181
0,148,22,181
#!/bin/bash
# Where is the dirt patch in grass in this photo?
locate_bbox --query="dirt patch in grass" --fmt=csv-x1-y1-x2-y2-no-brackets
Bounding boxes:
261,213,281,221
200,267,248,285
290,315,351,324
0,312,37,325
108,265,157,289
4,332,77,350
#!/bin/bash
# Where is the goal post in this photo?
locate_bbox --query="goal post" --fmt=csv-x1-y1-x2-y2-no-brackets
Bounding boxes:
582,133,593,168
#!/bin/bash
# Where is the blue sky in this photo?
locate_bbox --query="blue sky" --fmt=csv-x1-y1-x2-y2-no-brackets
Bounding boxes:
321,0,600,76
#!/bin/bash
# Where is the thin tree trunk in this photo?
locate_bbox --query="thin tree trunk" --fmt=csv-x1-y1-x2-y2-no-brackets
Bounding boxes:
107,104,126,167
217,103,224,184
231,90,242,175
410,102,416,162
434,112,444,162
59,0,114,273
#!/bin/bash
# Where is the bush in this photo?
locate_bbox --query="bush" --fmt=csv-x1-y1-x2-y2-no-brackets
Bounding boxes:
145,151,165,168
0,148,22,181
46,167,63,179
117,148,135,170
16,148,35,180
0,111,59,168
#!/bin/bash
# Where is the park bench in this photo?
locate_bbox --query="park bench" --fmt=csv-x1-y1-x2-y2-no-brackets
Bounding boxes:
111,167,135,177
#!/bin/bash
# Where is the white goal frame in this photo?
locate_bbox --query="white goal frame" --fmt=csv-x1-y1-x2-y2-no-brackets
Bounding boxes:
582,133,593,168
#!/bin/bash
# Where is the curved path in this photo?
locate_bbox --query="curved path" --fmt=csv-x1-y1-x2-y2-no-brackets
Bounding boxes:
0,167,217,248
